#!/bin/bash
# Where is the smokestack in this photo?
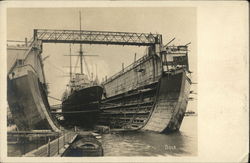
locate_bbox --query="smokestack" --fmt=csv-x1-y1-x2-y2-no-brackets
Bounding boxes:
134,53,137,62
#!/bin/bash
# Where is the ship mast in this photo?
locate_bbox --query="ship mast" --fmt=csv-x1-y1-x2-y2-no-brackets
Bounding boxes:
79,11,83,74
69,44,72,81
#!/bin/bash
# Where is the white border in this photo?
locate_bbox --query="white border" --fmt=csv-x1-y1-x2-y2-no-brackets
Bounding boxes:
0,1,249,162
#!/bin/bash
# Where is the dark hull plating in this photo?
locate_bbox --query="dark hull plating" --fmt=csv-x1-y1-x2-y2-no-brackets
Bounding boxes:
62,86,103,127
7,43,60,132
7,67,60,131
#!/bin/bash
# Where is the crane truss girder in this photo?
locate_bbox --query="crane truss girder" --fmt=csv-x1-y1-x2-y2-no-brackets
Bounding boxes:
34,29,162,46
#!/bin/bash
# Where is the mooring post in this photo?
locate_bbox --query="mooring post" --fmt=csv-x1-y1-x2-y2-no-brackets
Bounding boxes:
65,131,67,143
23,137,26,155
63,130,65,146
36,133,38,149
57,132,60,154
47,138,50,157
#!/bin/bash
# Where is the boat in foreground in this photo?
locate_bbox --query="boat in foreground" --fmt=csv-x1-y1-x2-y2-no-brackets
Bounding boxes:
62,134,103,157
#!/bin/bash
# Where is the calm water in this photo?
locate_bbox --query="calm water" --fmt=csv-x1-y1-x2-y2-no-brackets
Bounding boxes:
8,116,197,157
101,116,197,156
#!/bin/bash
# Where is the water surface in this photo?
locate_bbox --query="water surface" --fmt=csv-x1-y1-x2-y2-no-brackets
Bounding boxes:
8,116,197,157
101,116,197,156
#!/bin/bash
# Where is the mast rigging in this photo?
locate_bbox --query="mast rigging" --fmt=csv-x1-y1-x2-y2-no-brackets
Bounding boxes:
79,11,83,74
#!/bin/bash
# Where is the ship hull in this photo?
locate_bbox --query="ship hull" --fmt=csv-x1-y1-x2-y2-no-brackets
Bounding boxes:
7,66,59,131
99,54,191,133
62,86,103,127
142,70,191,132
7,43,60,132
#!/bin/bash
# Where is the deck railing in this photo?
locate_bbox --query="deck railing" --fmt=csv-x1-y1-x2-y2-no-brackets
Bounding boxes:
23,131,77,157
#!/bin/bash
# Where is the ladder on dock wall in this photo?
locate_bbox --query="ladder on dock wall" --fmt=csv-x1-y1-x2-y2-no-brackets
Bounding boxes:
128,87,144,128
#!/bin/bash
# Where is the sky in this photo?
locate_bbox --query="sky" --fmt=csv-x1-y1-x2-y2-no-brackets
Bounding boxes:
7,7,197,108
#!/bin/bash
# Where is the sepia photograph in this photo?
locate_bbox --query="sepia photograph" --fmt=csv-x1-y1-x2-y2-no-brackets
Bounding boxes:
0,1,248,162
6,7,197,157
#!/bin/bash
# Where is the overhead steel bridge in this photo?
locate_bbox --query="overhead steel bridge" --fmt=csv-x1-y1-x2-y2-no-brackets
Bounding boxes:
33,29,162,46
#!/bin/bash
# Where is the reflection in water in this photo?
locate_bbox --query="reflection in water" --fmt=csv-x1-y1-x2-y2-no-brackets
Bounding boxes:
101,116,197,156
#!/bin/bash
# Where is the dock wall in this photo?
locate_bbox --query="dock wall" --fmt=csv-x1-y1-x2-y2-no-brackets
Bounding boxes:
142,71,191,132
103,55,162,98
7,45,60,131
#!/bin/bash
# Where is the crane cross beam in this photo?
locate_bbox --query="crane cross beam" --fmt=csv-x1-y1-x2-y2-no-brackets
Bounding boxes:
34,29,162,46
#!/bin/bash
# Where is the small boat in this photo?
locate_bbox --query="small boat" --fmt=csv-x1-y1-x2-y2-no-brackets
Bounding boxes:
91,132,102,139
63,134,103,157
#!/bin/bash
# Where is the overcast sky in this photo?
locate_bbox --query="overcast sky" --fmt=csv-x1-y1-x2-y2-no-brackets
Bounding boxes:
7,7,197,108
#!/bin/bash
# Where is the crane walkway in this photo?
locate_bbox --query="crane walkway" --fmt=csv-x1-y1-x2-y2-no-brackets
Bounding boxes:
34,29,162,46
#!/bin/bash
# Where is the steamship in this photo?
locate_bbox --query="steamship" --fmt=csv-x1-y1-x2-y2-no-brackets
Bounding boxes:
61,45,103,128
